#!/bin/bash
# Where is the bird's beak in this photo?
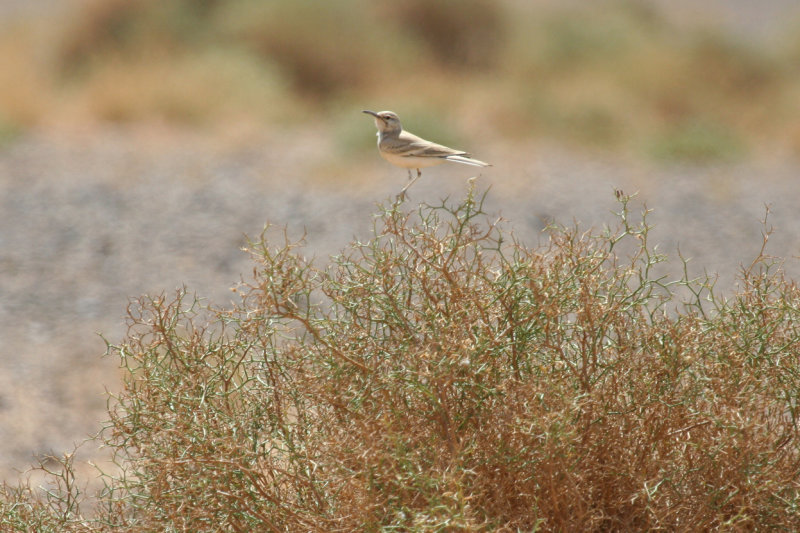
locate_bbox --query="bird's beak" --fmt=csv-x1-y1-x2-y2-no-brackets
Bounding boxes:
362,110,384,121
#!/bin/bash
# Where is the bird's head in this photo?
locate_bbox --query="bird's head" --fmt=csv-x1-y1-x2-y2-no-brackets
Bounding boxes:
363,110,402,133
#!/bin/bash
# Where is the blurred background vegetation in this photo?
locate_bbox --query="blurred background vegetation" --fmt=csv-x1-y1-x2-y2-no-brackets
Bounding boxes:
2,0,800,162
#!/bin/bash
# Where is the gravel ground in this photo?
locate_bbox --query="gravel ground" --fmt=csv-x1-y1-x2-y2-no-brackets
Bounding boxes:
1,123,799,481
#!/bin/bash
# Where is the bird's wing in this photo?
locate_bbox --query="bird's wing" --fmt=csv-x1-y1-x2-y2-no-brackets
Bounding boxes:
387,131,469,158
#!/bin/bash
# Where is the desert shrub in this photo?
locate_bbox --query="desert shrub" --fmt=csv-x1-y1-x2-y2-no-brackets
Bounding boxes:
376,0,505,69
16,0,796,159
504,1,795,157
55,0,413,99
218,0,389,97
2,188,799,531
57,0,219,75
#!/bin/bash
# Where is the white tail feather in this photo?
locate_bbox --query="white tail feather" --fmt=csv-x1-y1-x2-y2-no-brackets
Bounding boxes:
444,155,491,167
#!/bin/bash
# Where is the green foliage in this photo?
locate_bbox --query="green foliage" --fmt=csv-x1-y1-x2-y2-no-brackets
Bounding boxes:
0,114,22,148
649,119,746,162
2,188,800,530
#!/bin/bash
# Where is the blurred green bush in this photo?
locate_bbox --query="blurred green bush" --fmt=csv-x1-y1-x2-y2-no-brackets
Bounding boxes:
2,0,799,160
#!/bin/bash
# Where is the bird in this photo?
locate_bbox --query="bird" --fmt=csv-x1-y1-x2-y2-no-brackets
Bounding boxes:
363,110,490,197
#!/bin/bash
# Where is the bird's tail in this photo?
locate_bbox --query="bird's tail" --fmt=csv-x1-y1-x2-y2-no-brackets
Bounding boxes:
444,155,491,167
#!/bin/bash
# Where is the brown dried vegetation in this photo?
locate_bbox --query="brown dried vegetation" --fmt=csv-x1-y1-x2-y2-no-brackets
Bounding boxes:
2,189,799,531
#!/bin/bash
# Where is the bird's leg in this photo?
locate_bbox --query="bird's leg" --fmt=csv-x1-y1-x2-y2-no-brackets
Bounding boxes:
404,168,422,189
397,168,422,201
